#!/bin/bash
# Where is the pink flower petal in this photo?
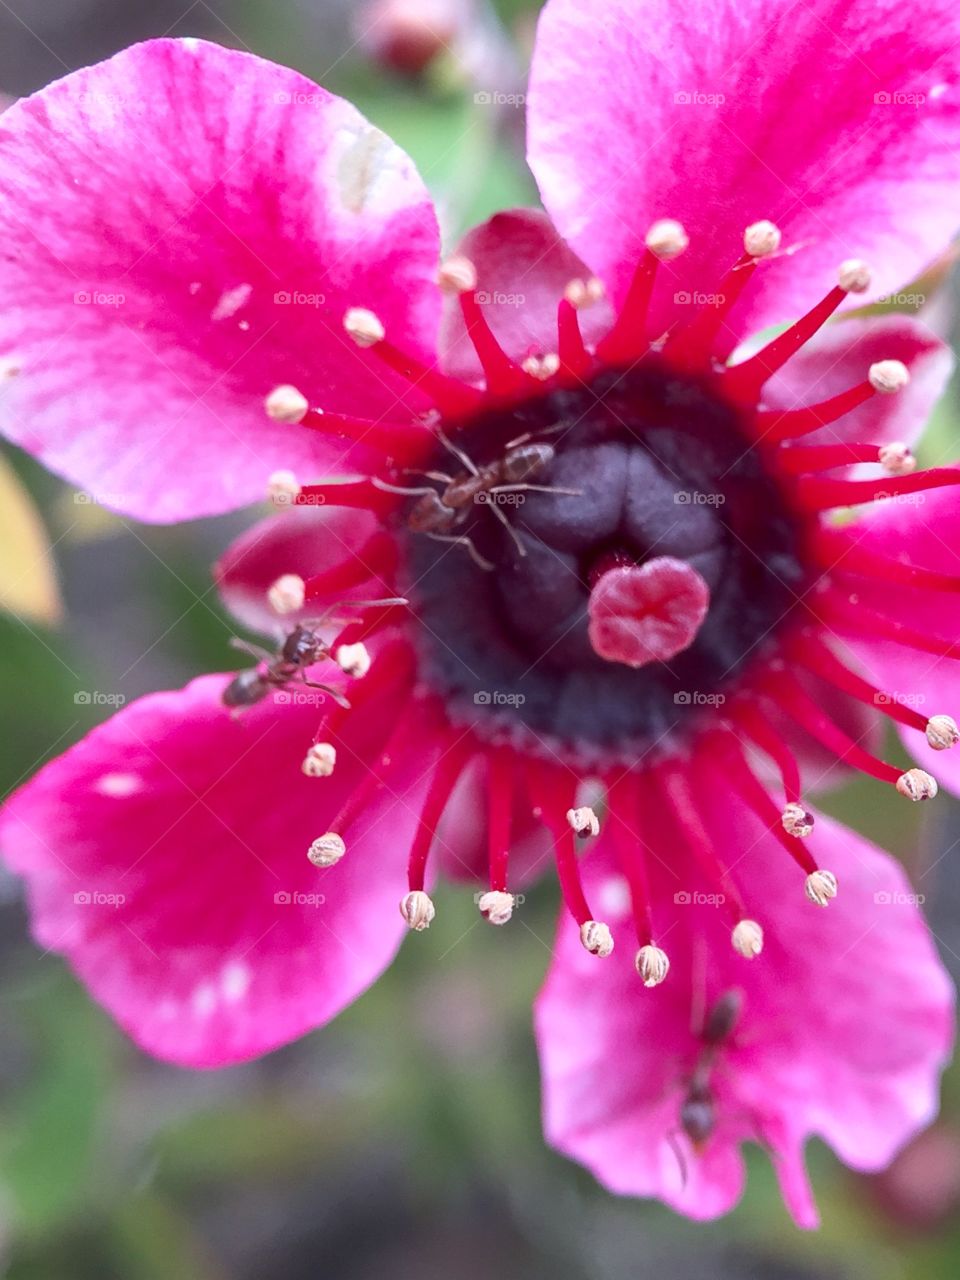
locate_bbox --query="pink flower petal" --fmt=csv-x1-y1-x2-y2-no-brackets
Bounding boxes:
830,484,960,793
0,39,441,521
438,208,612,382
535,770,953,1224
761,315,953,455
528,0,960,346
214,504,383,632
0,668,430,1066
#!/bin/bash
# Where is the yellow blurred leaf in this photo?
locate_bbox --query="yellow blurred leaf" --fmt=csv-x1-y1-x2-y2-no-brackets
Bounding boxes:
0,453,62,626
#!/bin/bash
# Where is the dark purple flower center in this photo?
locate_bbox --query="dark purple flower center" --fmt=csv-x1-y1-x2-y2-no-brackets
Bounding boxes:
398,358,805,766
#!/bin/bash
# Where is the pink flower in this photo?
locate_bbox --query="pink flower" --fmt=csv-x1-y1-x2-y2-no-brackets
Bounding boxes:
2,0,960,1224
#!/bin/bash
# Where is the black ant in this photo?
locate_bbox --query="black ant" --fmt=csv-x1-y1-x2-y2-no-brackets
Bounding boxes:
222,623,347,709
375,427,577,570
667,987,744,1184
222,597,406,710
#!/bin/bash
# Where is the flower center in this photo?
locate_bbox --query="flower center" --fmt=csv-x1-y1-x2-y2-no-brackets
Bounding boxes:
397,360,804,766
254,215,960,975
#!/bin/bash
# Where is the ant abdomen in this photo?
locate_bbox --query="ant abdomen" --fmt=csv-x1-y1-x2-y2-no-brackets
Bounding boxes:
222,669,271,707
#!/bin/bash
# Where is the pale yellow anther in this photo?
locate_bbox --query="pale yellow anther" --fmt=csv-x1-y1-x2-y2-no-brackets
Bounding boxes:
302,742,337,778
645,219,688,260
563,276,606,309
927,714,960,751
878,442,916,475
264,383,308,424
478,889,515,925
731,919,764,958
805,869,838,907
307,832,346,868
335,642,371,679
635,943,670,986
580,919,614,957
400,890,436,931
521,352,561,380
437,256,478,294
743,220,782,258
343,307,385,347
838,259,871,294
781,802,814,838
869,360,910,395
566,805,600,839
267,469,302,507
267,573,305,615
896,768,939,801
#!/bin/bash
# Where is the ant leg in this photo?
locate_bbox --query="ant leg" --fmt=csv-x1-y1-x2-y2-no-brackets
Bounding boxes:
488,483,582,497
436,425,480,476
505,422,573,450
229,637,274,663
485,498,528,558
665,1129,689,1189
299,678,352,708
400,468,454,484
370,477,441,498
425,530,495,572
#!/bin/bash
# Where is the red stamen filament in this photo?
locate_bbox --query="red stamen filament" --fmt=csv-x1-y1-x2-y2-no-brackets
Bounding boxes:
660,762,746,922
755,382,875,442
666,254,758,368
725,284,852,400
733,704,803,807
459,292,533,397
295,479,398,518
822,592,960,660
299,408,437,460
606,776,655,945
712,737,817,875
795,467,960,512
597,249,660,365
776,441,890,475
486,749,514,892
406,740,474,892
792,636,929,734
556,298,592,379
763,678,902,787
527,760,597,927
362,338,481,419
815,532,960,594
302,532,398,606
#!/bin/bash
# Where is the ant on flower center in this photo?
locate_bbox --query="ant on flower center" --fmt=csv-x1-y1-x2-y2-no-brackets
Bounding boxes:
376,425,578,570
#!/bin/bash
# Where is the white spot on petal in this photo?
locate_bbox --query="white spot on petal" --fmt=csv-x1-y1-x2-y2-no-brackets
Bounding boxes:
192,983,217,1018
211,283,252,322
334,122,400,215
221,960,251,1003
598,875,631,920
94,772,143,798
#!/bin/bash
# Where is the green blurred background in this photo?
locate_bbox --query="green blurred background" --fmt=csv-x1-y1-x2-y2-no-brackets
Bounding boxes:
2,1,960,1275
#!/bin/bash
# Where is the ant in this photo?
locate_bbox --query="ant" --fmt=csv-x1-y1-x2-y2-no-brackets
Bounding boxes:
222,623,347,709
666,987,744,1185
375,426,577,570
222,597,406,710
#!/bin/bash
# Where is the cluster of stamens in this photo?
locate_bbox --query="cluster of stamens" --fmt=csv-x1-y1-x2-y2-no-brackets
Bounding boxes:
239,211,960,989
